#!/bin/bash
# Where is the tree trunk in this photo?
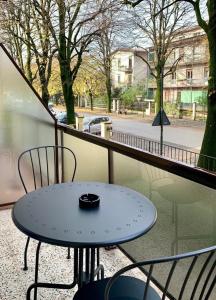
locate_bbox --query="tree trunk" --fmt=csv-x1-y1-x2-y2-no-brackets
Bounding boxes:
25,45,33,84
106,75,112,113
41,82,50,106
198,22,216,171
155,75,162,114
89,91,93,111
38,65,50,106
60,61,75,124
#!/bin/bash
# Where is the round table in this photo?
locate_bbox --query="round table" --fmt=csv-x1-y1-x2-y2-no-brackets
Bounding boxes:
13,181,157,247
12,181,157,299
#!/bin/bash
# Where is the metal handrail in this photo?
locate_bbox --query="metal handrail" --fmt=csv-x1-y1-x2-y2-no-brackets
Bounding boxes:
111,130,216,171
57,124,216,190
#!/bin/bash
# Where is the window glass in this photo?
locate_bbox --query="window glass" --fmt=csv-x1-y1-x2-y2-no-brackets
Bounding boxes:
186,69,193,79
204,67,209,79
184,47,193,62
148,52,154,62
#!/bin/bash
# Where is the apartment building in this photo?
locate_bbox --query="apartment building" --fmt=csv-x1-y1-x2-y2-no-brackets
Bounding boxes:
148,26,209,104
111,48,148,89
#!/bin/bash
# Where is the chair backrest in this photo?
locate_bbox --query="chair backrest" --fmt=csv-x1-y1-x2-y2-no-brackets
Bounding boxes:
18,145,77,193
105,246,216,300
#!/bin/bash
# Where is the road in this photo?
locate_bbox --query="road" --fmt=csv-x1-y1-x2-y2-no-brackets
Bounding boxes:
112,118,204,151
60,108,205,151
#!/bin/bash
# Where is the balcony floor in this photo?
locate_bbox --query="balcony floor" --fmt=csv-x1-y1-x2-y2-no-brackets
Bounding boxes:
0,209,158,300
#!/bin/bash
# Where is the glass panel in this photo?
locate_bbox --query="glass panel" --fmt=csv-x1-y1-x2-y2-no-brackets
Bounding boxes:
62,133,108,182
0,46,55,205
113,152,216,298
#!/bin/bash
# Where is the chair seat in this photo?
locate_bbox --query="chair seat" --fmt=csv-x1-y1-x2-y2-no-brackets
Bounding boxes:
73,276,161,300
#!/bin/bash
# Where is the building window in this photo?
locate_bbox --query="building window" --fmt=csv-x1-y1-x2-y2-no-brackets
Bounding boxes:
148,52,154,62
204,67,209,80
117,74,121,83
184,47,193,62
186,69,193,80
127,74,132,85
193,32,201,37
171,72,176,80
118,58,121,69
179,47,184,57
193,46,202,60
129,57,132,68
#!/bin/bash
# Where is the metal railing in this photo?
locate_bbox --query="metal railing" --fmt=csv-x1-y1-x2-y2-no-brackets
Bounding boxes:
111,130,216,171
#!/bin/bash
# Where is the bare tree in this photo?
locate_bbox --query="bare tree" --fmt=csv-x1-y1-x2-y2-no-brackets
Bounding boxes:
34,0,109,124
91,1,123,112
1,0,56,105
125,0,216,171
0,1,26,74
124,0,189,113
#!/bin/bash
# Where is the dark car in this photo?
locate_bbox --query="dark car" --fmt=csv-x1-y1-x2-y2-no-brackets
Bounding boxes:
57,112,79,124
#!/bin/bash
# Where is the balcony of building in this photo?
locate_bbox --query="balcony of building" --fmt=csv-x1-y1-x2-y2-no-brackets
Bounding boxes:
117,65,133,73
0,44,215,299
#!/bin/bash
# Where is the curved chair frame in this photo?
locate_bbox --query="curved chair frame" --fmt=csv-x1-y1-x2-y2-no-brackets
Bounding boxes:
18,145,77,270
18,145,77,193
104,245,216,300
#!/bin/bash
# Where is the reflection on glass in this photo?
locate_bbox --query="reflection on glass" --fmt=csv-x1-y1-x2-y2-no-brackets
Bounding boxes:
112,152,216,299
0,46,55,205
63,133,108,182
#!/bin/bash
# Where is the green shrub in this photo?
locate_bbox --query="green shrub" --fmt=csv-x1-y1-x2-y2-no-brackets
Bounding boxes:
164,102,178,117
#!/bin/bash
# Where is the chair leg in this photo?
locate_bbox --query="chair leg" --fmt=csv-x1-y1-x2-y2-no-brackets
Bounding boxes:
23,237,30,271
34,242,41,300
67,247,71,259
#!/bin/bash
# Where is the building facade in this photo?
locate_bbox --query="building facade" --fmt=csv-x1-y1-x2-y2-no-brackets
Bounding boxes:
111,48,148,90
148,26,209,104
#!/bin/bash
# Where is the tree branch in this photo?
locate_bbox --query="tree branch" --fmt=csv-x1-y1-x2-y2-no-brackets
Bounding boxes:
122,0,144,7
135,51,157,78
164,54,183,77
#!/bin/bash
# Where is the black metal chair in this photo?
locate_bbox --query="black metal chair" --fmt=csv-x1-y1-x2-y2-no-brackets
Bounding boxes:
73,246,216,300
18,145,77,270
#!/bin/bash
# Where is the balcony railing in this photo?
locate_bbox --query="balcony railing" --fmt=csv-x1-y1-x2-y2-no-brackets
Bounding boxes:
111,130,216,171
118,65,133,73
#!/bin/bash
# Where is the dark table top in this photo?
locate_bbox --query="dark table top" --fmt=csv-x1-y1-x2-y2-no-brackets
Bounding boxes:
12,181,157,248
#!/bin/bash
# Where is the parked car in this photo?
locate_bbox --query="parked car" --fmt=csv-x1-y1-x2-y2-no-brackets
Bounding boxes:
48,103,57,116
57,112,79,124
83,116,112,134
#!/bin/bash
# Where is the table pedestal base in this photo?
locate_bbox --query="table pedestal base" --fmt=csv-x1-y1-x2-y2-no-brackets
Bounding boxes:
26,246,104,300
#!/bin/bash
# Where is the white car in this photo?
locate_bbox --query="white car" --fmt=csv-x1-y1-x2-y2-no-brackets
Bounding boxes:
83,116,112,134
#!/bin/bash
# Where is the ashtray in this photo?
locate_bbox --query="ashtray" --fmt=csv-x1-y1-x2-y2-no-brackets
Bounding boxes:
79,193,100,209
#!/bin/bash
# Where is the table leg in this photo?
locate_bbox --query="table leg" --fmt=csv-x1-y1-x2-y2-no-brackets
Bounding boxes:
77,248,104,288
67,247,71,259
78,248,84,288
95,248,104,280
90,248,95,282
97,248,100,280
85,248,90,277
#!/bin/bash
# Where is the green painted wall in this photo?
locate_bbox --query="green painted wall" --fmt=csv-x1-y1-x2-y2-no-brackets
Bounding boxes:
181,90,207,104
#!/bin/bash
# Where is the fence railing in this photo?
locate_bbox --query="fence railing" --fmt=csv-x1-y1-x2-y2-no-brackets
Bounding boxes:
111,130,216,171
